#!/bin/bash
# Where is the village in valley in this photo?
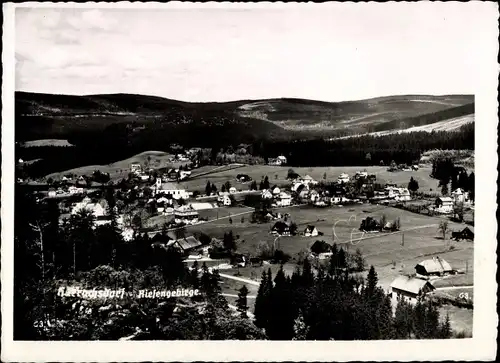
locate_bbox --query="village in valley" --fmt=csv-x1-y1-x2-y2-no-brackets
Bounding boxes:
12,5,488,345
16,142,475,338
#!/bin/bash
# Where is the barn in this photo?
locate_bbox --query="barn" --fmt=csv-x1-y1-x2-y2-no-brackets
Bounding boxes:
415,257,453,277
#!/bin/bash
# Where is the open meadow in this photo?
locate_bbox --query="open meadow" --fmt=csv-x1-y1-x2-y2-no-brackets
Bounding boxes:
183,165,441,194
183,203,473,291
45,151,182,181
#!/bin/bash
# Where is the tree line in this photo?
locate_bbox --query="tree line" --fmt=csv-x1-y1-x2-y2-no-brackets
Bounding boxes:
253,261,452,340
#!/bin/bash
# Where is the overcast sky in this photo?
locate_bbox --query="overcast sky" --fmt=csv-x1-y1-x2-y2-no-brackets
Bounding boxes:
15,3,490,102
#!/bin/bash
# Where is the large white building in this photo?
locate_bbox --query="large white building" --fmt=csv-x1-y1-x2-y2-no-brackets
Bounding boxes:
337,173,350,184
155,181,190,200
71,197,106,217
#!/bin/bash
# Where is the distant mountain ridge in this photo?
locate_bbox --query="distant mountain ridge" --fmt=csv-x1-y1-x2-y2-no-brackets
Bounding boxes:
15,91,474,143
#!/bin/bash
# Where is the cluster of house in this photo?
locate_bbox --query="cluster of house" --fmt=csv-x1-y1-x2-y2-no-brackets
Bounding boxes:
68,196,134,240
267,155,288,166
269,221,323,238
131,163,192,183
389,256,455,306
261,186,292,207
387,164,419,172
47,185,85,198
370,184,412,203
434,188,473,214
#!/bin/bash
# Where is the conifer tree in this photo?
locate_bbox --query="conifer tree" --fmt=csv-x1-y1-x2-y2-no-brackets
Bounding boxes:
266,266,295,340
292,310,309,340
394,297,414,339
190,260,199,289
236,285,249,318
254,270,271,328
439,313,452,338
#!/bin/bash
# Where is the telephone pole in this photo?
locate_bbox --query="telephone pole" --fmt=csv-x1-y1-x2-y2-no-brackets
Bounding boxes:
402,233,404,246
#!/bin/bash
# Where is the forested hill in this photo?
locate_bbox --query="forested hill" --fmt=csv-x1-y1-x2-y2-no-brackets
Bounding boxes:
16,92,474,143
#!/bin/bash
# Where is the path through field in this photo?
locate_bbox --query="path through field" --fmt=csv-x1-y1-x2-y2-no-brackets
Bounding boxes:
434,285,473,291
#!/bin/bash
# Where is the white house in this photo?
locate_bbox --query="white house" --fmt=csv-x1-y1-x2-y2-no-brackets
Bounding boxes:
261,189,273,199
331,196,344,205
68,186,84,195
272,186,281,195
48,189,57,198
395,188,411,202
389,276,435,306
292,182,309,192
277,155,287,165
299,175,317,186
435,197,454,214
355,171,368,179
217,192,232,206
309,190,320,202
229,187,237,194
156,182,189,200
131,162,142,174
304,225,319,237
268,155,288,166
71,197,106,218
276,192,292,207
337,173,350,184
452,188,469,204
174,206,199,225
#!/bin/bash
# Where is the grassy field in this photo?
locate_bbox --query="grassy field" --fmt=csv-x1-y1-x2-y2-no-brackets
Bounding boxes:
438,305,473,336
183,165,440,194
181,203,473,291
21,139,75,147
45,151,182,181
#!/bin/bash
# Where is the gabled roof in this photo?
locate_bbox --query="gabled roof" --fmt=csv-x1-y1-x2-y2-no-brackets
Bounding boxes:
160,182,184,190
173,236,202,251
272,221,290,231
437,197,454,202
302,175,314,180
390,276,435,295
416,257,453,274
304,225,317,233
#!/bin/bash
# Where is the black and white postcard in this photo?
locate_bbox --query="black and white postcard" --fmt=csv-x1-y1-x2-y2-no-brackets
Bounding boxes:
1,2,498,362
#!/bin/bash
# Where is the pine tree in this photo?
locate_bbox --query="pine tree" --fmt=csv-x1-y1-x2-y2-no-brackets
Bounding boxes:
200,262,211,294
263,176,270,190
394,297,414,339
439,313,452,339
366,265,378,297
236,285,249,318
190,260,199,289
354,248,366,272
266,266,295,340
205,181,212,196
254,270,271,328
292,310,309,340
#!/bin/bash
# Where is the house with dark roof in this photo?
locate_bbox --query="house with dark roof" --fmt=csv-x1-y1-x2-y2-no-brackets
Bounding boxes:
452,227,474,241
390,276,435,305
271,221,291,236
304,225,319,237
415,257,453,277
168,236,202,254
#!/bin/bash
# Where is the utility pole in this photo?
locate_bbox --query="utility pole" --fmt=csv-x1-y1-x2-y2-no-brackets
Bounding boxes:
466,260,468,274
402,233,404,246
